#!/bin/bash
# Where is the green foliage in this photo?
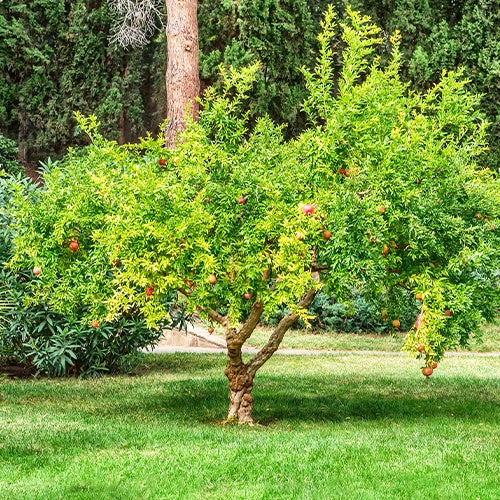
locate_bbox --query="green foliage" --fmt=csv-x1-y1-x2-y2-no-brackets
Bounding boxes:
0,271,163,377
7,10,499,374
399,0,500,170
199,0,499,165
0,175,162,376
198,0,319,136
0,135,22,176
0,271,162,377
261,289,392,334
1,1,498,167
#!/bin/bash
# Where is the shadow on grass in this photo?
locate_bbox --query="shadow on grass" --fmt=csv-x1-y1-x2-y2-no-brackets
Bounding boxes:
127,353,499,425
254,375,499,425
5,353,498,426
81,373,499,427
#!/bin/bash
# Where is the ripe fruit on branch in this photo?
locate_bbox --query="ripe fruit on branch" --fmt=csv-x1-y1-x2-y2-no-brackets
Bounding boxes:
445,310,451,317
244,292,252,300
68,240,79,253
238,197,246,205
295,232,305,241
392,319,401,329
301,203,315,216
33,266,41,276
415,313,424,329
415,293,423,301
338,168,347,176
158,158,166,166
323,230,332,241
208,274,217,285
422,367,433,378
91,320,100,329
208,327,214,334
112,260,120,267
377,206,386,213
417,344,426,353
432,362,438,369
146,286,154,297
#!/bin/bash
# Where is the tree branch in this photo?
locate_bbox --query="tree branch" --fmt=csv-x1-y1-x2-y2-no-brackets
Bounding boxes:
246,271,320,377
311,264,329,272
208,309,230,328
234,300,264,346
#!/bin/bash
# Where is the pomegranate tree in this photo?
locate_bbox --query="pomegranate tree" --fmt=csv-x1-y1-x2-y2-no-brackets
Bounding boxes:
9,8,499,423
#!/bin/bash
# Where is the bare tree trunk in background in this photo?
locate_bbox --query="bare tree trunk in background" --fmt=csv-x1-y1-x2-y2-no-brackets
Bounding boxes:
165,0,200,148
17,110,28,163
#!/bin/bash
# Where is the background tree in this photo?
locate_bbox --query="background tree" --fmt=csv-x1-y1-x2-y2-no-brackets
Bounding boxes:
109,0,199,147
8,9,498,422
0,0,160,162
1,1,497,166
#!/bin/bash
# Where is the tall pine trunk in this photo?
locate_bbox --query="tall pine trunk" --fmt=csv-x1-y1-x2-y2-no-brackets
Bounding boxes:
165,0,200,148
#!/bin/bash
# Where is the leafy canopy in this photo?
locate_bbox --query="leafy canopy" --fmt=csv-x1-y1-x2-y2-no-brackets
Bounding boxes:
8,7,499,368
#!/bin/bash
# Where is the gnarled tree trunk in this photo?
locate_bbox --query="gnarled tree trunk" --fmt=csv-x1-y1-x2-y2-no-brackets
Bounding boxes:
217,271,320,424
225,360,255,424
165,0,200,148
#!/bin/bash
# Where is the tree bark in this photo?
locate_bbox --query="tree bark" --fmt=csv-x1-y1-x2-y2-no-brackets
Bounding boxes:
218,301,264,424
165,0,200,148
17,110,28,163
225,362,255,424
247,284,319,376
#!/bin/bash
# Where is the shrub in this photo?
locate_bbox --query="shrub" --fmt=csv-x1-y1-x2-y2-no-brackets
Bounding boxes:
0,270,163,377
0,269,162,376
262,288,420,334
0,175,163,376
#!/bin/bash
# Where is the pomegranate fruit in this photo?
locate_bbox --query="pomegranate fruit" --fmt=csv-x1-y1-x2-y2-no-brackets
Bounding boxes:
68,240,79,253
301,204,315,216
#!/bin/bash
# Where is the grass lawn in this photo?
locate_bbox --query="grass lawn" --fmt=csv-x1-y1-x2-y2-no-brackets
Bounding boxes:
1,352,498,499
243,322,500,353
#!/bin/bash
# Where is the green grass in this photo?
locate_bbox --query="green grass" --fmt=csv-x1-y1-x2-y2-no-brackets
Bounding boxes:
1,352,499,499
244,321,500,352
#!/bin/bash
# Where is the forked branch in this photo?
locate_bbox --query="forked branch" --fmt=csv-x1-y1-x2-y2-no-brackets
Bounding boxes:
246,271,320,376
235,300,264,346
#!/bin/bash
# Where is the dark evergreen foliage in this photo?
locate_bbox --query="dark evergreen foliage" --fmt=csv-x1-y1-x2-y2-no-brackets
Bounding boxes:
0,0,497,166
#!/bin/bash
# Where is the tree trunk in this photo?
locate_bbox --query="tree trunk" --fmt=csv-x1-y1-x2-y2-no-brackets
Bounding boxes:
17,110,28,163
221,272,320,424
225,361,255,424
165,0,200,148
